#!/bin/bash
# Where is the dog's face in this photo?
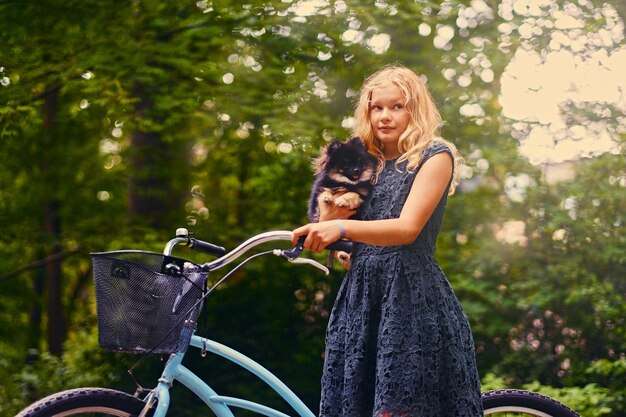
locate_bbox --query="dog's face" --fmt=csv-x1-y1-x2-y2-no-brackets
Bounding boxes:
317,137,376,184
308,137,377,221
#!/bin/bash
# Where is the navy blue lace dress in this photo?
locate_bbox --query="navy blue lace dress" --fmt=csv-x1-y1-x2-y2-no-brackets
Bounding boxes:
319,142,482,417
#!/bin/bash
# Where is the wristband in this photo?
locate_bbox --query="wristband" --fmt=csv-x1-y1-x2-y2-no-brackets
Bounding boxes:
336,220,346,239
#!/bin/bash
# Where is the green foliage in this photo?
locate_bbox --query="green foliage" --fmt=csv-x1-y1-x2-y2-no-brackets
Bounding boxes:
1,1,624,417
0,329,130,416
585,358,626,417
481,373,614,417
521,382,613,417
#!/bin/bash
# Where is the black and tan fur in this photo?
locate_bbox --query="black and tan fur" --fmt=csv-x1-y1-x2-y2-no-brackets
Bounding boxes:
308,137,377,222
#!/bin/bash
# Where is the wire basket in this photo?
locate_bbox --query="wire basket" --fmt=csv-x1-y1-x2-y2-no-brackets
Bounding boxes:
92,250,209,354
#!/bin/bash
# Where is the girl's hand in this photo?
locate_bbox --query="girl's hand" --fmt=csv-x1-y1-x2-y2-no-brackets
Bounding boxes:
318,193,357,221
292,220,344,252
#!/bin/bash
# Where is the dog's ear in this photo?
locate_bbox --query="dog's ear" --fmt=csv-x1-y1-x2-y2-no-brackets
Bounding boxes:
312,140,342,174
349,137,365,147
312,153,326,174
312,143,331,174
327,140,342,154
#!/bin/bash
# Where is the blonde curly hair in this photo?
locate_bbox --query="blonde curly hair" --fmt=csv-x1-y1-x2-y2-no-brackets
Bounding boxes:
352,64,462,194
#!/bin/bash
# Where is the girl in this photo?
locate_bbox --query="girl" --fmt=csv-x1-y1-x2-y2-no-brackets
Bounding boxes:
292,65,483,417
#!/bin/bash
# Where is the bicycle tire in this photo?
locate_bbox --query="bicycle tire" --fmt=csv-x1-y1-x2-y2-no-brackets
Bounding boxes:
482,389,581,417
16,387,152,417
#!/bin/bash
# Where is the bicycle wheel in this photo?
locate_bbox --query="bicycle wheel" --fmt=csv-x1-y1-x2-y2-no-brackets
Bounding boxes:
16,387,152,417
482,389,580,417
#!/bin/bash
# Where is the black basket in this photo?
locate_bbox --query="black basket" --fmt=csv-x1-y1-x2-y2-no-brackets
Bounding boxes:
91,250,209,354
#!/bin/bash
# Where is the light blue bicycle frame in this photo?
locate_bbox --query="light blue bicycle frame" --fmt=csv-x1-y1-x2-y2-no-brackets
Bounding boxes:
144,333,316,417
140,229,322,417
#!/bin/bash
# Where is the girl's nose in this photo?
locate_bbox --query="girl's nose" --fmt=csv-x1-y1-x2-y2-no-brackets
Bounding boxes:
381,108,391,121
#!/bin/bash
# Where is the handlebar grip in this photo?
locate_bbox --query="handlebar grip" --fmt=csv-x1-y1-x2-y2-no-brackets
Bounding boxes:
282,236,353,259
296,235,353,253
189,238,227,257
326,239,353,253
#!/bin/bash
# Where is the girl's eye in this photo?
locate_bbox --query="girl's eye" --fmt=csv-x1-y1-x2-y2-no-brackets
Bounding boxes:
394,103,403,109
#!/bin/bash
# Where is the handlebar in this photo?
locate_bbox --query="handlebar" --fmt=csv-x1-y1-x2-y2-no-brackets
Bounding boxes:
204,230,293,271
189,238,227,257
163,228,353,274
281,236,353,259
163,228,227,257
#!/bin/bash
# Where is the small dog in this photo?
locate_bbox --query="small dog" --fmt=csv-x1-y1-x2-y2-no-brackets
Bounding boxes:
308,137,377,222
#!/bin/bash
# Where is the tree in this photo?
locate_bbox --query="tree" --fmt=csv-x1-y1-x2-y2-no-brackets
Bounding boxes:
1,0,624,416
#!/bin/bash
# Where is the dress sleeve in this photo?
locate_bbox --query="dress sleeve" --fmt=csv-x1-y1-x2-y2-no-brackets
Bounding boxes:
419,141,454,170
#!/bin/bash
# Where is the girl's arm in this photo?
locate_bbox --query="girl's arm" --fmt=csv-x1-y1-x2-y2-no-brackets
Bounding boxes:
292,152,453,252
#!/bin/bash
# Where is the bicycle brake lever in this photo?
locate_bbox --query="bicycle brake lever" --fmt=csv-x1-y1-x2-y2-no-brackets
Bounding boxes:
288,257,330,275
279,236,306,260
271,249,329,275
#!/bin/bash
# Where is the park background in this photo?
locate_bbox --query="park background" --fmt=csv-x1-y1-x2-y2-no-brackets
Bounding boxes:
1,0,624,416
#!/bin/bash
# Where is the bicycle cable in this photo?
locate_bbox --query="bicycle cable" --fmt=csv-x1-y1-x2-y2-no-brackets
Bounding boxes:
127,250,276,390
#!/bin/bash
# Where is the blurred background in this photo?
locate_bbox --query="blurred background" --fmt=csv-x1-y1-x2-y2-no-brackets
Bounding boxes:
1,1,624,416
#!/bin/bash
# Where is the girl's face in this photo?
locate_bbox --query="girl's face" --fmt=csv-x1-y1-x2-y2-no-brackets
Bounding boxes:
369,83,411,159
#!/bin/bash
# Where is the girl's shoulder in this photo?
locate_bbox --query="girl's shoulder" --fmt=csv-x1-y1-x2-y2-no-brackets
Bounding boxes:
420,139,454,164
415,138,462,194
402,138,459,178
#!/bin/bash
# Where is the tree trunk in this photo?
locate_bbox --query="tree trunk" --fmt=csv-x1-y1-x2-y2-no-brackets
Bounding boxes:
128,83,187,230
42,83,65,356
128,128,166,222
26,255,45,361
236,149,249,228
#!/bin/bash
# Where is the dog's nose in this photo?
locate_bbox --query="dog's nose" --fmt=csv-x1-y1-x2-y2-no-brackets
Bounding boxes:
351,168,361,179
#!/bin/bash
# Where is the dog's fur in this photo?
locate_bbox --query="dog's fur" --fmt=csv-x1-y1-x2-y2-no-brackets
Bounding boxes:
308,137,377,222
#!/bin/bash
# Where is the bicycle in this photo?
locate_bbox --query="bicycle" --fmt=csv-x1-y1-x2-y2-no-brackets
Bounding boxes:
17,228,581,417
